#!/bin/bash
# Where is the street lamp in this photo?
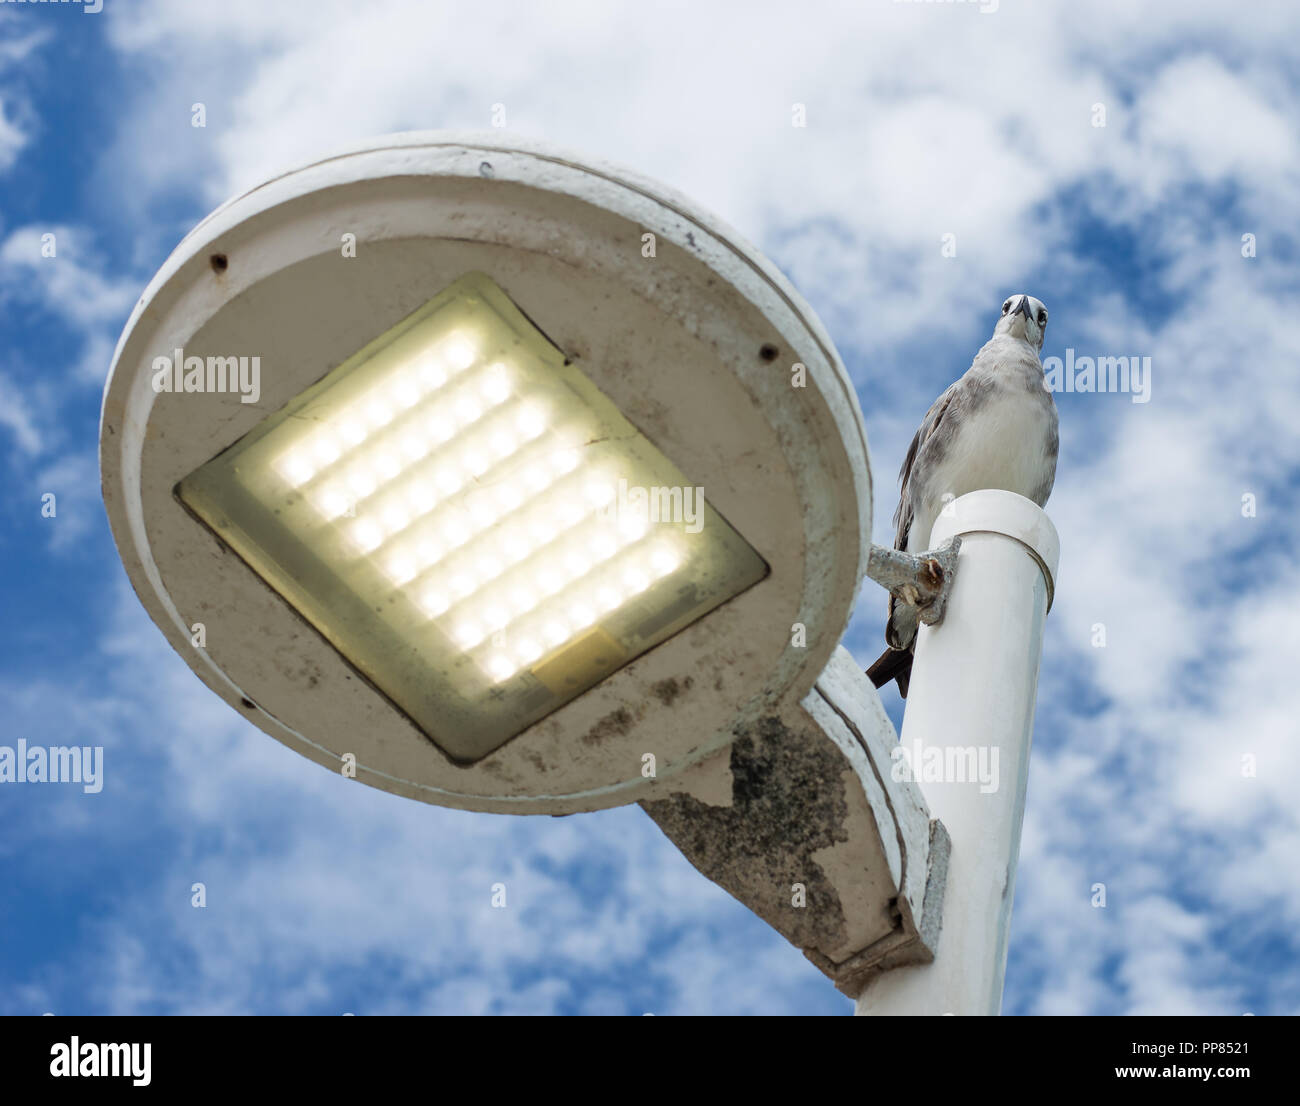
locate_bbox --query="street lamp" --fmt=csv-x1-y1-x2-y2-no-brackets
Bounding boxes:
100,132,1056,1010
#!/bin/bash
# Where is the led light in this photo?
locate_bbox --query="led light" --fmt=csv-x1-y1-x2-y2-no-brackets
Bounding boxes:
562,550,591,578
516,403,546,439
435,468,463,496
480,365,512,403
390,378,418,410
380,502,410,536
454,395,482,425
279,452,315,487
462,449,490,478
419,588,450,617
416,537,442,567
482,604,509,632
584,478,615,508
375,450,402,481
177,273,767,764
312,435,342,467
513,637,542,665
311,483,350,519
350,519,382,553
385,553,416,584
622,567,651,595
339,419,366,446
398,432,428,463
488,429,516,459
467,497,497,529
406,482,437,514
443,333,476,371
427,413,455,444
557,500,585,528
536,567,563,596
454,619,484,648
528,518,558,548
487,654,516,683
494,483,524,512
346,467,378,499
418,359,448,391
506,586,534,616
364,398,394,429
650,546,681,577
441,518,470,549
549,449,579,476
617,513,649,543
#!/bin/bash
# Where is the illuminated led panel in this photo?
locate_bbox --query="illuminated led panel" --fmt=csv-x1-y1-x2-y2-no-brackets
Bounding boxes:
178,273,768,763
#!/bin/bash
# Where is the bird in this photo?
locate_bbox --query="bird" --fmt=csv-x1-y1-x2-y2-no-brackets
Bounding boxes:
867,293,1059,697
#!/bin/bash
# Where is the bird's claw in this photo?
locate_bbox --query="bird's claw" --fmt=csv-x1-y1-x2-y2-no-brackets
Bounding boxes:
865,537,963,627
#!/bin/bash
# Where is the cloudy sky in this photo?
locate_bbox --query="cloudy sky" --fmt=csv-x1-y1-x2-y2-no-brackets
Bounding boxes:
1,0,1297,1015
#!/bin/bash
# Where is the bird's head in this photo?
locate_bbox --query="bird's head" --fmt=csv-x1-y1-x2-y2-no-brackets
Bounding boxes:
995,293,1048,350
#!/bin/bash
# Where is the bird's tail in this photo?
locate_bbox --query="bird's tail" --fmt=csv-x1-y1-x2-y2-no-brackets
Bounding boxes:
866,647,913,698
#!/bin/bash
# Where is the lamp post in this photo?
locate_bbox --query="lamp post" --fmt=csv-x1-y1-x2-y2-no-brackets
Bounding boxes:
99,131,1055,1012
856,490,1059,1015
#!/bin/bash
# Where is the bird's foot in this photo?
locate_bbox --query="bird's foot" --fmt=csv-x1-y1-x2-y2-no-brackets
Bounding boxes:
865,537,963,627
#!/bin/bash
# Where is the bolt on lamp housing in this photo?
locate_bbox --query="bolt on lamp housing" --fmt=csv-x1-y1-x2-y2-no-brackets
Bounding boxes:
177,272,767,762
100,133,872,814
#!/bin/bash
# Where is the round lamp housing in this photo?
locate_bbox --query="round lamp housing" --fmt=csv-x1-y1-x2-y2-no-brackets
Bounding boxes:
100,132,872,814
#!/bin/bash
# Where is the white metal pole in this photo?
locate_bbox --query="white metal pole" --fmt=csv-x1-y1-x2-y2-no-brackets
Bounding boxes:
856,489,1059,1016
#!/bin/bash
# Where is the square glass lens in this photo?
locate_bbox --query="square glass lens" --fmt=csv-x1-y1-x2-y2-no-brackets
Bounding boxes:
178,273,768,762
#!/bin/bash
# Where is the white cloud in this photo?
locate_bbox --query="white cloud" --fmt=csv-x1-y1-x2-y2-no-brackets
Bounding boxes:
0,223,138,494
0,97,27,172
0,225,138,337
0,370,42,454
1136,55,1298,184
0,17,47,173
33,449,100,551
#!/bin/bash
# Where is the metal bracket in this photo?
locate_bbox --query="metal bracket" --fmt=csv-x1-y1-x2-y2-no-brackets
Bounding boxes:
639,647,948,998
865,537,963,627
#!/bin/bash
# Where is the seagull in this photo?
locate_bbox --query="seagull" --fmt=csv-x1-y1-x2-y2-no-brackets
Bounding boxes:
867,294,1059,697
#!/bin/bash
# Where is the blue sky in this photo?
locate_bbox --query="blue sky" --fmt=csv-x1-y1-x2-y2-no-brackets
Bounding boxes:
1,0,1298,1015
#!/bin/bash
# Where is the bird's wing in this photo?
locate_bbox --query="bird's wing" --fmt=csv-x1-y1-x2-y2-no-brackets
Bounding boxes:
893,381,959,550
884,380,960,653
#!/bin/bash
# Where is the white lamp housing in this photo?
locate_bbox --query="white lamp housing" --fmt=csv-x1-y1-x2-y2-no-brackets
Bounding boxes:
100,132,874,816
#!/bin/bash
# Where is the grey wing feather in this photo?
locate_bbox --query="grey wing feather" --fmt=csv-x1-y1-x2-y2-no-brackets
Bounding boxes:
893,383,958,550
885,382,958,652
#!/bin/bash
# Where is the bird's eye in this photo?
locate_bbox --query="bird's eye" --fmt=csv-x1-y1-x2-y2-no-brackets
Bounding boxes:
1002,302,1011,314
1037,310,1047,325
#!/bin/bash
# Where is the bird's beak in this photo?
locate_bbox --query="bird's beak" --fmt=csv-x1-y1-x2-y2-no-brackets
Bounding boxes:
1011,296,1032,321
